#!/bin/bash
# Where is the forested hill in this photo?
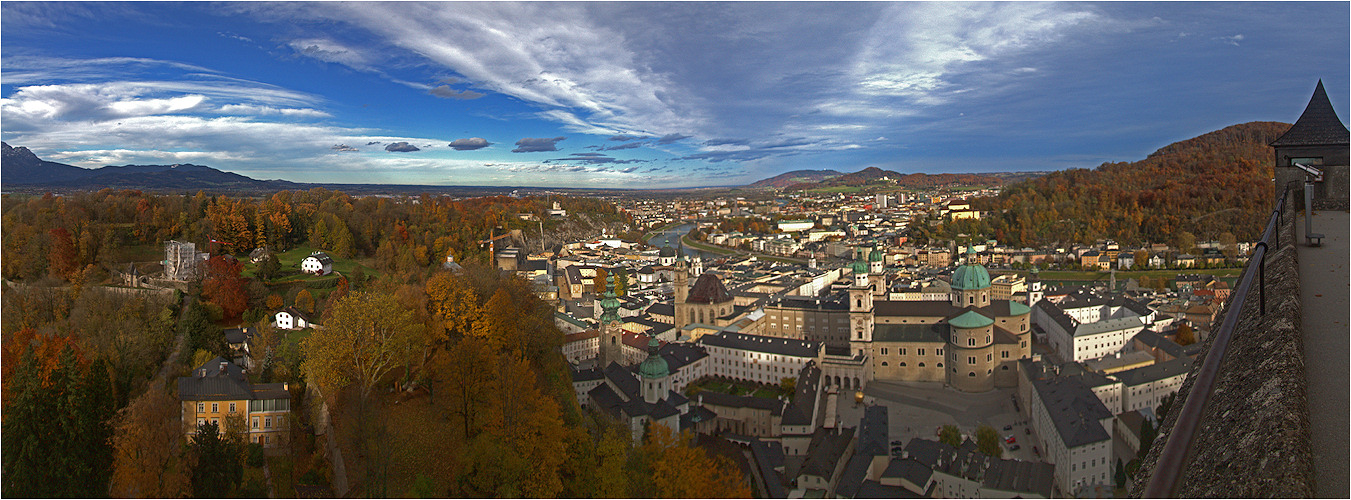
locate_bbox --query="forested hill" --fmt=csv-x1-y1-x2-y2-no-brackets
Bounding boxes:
968,121,1291,247
780,166,1004,191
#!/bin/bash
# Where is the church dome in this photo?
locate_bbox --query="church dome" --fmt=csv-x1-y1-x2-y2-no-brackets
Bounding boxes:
951,246,991,291
659,244,677,258
637,338,669,379
868,248,884,262
851,260,868,274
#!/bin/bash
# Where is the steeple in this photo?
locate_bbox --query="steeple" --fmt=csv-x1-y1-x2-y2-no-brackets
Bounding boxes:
600,274,621,324
1271,80,1350,147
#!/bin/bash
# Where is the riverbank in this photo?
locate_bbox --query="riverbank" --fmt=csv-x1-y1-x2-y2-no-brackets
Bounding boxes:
680,234,807,265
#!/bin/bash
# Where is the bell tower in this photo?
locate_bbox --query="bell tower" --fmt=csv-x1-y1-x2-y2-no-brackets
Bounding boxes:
849,257,874,357
598,274,624,368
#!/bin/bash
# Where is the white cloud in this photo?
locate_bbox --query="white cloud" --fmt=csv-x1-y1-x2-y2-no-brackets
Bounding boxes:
265,3,706,139
217,104,332,118
849,3,1101,105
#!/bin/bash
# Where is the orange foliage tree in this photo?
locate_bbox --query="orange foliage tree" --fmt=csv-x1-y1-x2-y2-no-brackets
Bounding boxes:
201,256,249,320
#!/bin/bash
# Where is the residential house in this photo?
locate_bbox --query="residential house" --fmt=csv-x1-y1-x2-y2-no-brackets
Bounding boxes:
178,357,292,448
300,251,333,275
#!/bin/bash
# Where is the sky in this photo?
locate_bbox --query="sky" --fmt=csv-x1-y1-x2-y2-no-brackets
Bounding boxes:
2,2,1347,188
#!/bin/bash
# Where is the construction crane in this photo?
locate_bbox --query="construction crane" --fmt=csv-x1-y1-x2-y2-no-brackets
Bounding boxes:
479,230,513,256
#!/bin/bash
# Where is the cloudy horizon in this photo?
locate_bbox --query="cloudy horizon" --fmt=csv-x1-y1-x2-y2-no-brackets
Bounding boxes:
2,2,1347,187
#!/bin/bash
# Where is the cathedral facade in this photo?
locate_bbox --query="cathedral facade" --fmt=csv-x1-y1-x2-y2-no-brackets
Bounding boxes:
773,246,1033,393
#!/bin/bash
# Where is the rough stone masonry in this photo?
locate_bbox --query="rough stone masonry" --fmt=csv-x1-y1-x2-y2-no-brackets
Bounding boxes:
1132,195,1314,497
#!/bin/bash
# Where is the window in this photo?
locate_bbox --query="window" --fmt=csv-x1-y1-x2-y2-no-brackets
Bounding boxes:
968,372,975,377
211,418,219,426
1002,350,1009,358
264,417,272,429
968,338,976,346
918,362,925,367
252,417,259,429
197,402,205,413
211,403,218,413
918,348,925,356
881,362,888,367
229,403,236,413
198,418,206,427
937,348,943,355
987,353,992,362
968,356,976,364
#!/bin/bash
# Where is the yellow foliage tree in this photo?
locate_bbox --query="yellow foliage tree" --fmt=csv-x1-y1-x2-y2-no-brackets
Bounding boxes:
300,291,424,402
425,272,483,344
642,424,750,498
295,289,315,315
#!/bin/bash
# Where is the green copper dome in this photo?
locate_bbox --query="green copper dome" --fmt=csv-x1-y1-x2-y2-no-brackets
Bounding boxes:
949,310,995,329
599,274,621,324
637,337,669,379
868,248,884,262
851,260,868,274
951,245,990,291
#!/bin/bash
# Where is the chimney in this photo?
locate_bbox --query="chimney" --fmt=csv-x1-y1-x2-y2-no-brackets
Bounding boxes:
219,362,229,375
198,369,206,378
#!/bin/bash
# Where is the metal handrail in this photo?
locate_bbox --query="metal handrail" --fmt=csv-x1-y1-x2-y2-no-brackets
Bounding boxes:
1142,188,1289,497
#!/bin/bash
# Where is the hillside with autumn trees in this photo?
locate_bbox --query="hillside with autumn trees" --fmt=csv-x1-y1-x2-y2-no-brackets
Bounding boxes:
946,121,1291,248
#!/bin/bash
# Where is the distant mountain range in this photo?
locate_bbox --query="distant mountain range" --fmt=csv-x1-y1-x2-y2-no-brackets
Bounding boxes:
746,165,1012,191
2,142,302,192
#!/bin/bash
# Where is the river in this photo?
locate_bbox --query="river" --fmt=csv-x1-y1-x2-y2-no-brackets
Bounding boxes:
645,223,723,261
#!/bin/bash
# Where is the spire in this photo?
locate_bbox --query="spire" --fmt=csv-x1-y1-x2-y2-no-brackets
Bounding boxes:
1271,80,1349,147
600,273,621,324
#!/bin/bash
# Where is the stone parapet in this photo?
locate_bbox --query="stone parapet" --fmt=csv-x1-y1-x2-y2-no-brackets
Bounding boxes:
1132,194,1314,497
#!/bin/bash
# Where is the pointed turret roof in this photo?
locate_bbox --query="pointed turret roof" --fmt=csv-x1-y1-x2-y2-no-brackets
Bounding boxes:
1271,80,1349,147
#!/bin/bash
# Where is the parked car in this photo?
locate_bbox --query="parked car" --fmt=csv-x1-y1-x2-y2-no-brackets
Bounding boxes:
1003,424,1013,431
1009,444,1021,451
1004,435,1016,444
891,440,904,446
1025,428,1031,435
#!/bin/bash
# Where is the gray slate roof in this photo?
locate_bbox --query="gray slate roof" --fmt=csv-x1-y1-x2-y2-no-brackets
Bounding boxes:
1271,80,1350,146
1114,356,1193,387
1032,377,1113,448
699,331,820,358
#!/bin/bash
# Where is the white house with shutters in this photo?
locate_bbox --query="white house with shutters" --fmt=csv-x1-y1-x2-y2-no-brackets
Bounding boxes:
300,251,333,275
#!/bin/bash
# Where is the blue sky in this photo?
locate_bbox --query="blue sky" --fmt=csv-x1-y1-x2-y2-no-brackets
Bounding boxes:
2,2,1347,188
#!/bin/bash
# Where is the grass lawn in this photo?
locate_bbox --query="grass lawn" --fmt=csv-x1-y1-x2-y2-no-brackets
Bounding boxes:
689,379,784,400
243,245,378,283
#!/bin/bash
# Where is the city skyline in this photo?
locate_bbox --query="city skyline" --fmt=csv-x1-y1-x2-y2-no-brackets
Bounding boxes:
2,1,1347,188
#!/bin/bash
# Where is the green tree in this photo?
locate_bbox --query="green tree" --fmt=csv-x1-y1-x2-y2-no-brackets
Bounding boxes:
939,424,962,448
256,253,281,281
190,421,243,497
1115,458,1126,488
2,344,115,497
779,377,797,397
975,424,1003,458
